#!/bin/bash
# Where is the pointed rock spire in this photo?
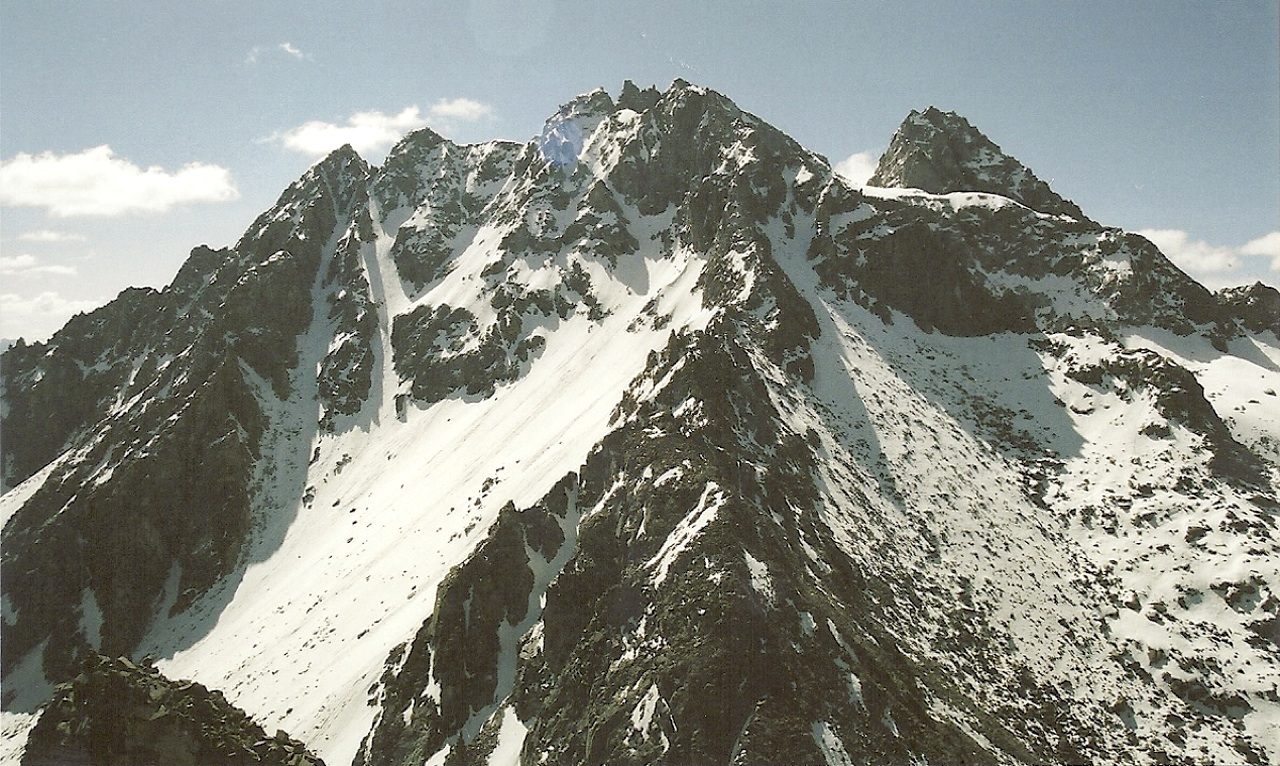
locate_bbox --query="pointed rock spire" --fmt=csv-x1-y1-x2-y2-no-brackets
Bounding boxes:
870,107,1088,220
313,142,369,176
618,79,662,112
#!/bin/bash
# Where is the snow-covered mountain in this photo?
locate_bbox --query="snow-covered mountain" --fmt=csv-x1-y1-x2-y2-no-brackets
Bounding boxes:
3,80,1278,765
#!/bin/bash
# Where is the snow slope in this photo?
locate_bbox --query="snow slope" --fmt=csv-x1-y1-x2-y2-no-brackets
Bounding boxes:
132,181,716,762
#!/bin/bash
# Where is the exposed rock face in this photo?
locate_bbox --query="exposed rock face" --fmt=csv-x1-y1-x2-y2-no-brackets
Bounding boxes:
0,287,164,492
2,148,370,690
3,81,1278,766
1218,281,1280,338
811,211,1034,336
22,654,323,766
869,106,1089,220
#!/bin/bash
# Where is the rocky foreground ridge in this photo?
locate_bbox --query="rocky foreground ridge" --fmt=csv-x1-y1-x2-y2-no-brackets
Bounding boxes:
3,80,1279,765
20,654,323,766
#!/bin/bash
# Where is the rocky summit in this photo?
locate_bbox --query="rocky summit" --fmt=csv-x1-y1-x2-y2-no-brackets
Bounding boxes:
2,80,1278,765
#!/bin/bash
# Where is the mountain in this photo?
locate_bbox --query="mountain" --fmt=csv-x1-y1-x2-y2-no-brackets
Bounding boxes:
3,80,1278,765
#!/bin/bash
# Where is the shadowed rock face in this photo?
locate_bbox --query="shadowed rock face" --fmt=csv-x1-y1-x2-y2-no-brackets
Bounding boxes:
22,654,324,766
870,106,1089,221
813,217,1034,336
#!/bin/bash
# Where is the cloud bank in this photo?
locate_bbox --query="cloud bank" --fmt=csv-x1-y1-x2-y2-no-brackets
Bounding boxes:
274,99,495,157
18,229,86,243
0,146,239,217
0,291,106,343
1138,228,1280,289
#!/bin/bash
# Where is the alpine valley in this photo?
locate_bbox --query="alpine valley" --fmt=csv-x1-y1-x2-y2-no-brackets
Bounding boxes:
2,80,1278,765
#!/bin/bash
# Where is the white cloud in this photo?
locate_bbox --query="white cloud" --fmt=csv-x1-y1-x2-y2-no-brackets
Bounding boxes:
18,229,86,242
0,146,238,217
1138,229,1239,275
0,291,106,342
279,42,306,59
428,97,494,122
0,254,37,271
273,99,495,157
1138,228,1280,289
1240,231,1280,273
277,107,431,157
0,254,77,277
834,151,878,187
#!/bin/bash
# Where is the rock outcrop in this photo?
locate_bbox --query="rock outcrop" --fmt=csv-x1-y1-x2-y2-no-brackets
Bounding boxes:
22,654,323,766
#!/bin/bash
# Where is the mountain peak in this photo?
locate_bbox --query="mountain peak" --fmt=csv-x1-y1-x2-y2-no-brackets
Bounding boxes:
317,141,365,168
305,142,372,191
556,86,617,120
538,80,746,169
660,77,727,108
869,106,1088,220
388,125,448,157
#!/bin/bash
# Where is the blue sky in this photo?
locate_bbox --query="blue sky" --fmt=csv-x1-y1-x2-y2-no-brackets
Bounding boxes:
2,1,1277,341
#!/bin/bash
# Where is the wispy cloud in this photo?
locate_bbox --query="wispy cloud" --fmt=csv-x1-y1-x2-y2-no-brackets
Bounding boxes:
18,229,86,243
1138,228,1280,289
0,254,77,277
834,151,878,187
246,42,310,65
0,146,238,217
271,99,496,158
